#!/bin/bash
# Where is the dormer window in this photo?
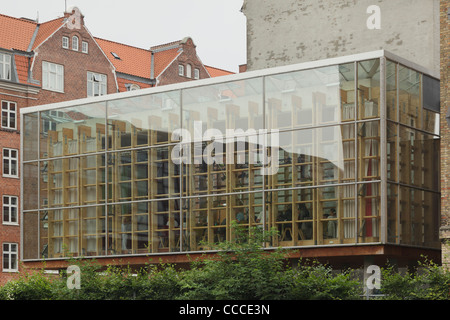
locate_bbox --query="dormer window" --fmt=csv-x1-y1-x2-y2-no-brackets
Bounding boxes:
0,53,11,81
72,36,79,51
111,52,120,60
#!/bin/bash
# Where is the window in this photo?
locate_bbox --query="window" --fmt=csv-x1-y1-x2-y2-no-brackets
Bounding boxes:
3,195,18,225
1,101,16,130
178,65,184,76
72,36,79,51
62,36,69,49
87,72,107,97
186,64,192,78
3,148,18,178
0,53,11,80
194,68,200,80
82,41,88,54
2,243,18,272
42,61,64,92
127,84,140,91
111,52,120,60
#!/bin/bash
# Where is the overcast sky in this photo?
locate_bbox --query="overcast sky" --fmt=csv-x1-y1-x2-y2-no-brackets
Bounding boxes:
1,0,247,73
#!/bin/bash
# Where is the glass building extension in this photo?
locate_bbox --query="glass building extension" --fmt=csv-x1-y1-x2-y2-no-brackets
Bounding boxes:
21,51,440,261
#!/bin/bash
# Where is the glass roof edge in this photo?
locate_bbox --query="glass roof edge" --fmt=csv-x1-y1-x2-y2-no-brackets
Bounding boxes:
21,49,435,115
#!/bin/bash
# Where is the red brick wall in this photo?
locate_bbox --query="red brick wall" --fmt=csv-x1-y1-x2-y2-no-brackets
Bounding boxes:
440,0,450,267
29,23,117,107
158,39,210,86
0,88,32,285
0,18,117,284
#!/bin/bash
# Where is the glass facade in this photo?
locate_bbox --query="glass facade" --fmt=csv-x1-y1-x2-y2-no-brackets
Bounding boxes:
21,53,440,260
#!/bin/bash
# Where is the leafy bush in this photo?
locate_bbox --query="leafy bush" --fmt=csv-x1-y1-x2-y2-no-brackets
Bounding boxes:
378,259,450,300
0,224,448,300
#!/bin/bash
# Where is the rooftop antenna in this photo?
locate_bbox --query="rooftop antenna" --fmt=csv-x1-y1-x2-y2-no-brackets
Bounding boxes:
65,0,67,12
36,11,39,23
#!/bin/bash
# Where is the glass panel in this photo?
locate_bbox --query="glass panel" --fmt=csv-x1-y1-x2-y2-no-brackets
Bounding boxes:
317,185,356,245
398,127,438,190
41,158,79,208
357,59,380,119
357,182,380,243
399,186,422,246
399,65,421,127
40,102,107,158
387,183,399,244
387,122,397,182
265,66,342,129
107,91,180,148
386,60,397,121
23,113,39,161
423,109,439,135
80,155,105,205
182,78,263,137
149,199,181,253
23,212,39,260
358,121,380,181
423,191,440,249
23,162,39,211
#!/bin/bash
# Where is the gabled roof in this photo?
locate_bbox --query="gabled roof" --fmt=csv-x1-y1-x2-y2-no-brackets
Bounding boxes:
0,10,234,90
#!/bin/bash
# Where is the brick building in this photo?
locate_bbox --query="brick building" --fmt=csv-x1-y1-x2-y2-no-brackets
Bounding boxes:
0,7,232,284
440,0,450,267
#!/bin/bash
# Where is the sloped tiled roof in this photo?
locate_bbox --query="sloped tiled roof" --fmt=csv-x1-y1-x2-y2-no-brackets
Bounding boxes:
0,11,234,90
205,65,235,78
95,38,152,79
95,37,182,81
153,47,181,78
32,17,65,50
13,54,34,85
0,14,37,51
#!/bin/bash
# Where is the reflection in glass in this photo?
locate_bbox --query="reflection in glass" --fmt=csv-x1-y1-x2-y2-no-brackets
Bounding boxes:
358,59,380,119
21,55,442,260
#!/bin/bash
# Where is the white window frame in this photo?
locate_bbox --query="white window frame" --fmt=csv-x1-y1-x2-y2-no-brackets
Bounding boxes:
82,41,88,54
186,64,192,78
3,148,18,178
194,68,200,80
72,36,79,51
3,195,18,225
87,72,107,97
0,53,11,81
42,61,64,92
2,243,18,272
1,101,17,130
62,36,69,49
178,64,184,76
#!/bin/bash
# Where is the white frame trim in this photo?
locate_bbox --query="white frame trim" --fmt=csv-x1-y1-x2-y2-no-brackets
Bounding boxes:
42,61,64,93
1,100,17,130
62,36,69,49
72,35,79,51
2,148,18,178
2,195,18,225
0,53,11,81
2,242,18,272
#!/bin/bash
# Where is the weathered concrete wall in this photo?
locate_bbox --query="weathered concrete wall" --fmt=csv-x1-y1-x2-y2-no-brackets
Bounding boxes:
243,0,440,74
